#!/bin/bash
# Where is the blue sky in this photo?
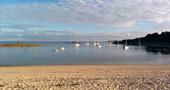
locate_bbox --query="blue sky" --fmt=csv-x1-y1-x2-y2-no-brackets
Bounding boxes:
0,0,169,41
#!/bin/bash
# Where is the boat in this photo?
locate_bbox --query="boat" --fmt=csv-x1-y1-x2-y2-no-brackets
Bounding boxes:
85,42,90,46
123,40,129,50
139,38,141,48
117,40,120,47
96,42,100,45
60,47,65,51
96,42,102,48
93,42,97,46
109,43,113,47
123,46,129,50
53,47,65,52
75,43,80,47
96,44,102,48
55,49,59,52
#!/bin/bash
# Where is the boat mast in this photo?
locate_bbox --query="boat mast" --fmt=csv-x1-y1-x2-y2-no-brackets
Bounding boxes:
139,38,141,48
125,40,127,46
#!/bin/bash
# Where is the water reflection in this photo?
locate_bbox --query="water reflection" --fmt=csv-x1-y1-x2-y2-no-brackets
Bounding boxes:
145,46,170,54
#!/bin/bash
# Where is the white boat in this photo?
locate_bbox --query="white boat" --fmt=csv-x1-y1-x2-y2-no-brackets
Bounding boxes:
85,42,90,46
60,47,65,51
96,42,100,45
123,46,129,50
109,43,113,47
54,47,65,52
75,43,80,47
123,40,129,50
96,44,102,48
93,42,97,46
55,49,59,52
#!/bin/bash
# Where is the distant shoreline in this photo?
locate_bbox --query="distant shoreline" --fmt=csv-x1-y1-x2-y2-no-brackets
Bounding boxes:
0,40,107,43
0,43,41,47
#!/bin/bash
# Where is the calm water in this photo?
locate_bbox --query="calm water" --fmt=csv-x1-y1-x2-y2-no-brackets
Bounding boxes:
0,42,170,66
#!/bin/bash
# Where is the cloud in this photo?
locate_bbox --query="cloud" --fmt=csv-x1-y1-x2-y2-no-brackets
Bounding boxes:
0,23,43,30
0,30,147,41
0,30,76,40
1,0,169,30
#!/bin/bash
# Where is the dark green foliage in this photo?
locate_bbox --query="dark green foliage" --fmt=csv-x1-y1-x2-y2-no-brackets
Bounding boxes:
114,31,170,46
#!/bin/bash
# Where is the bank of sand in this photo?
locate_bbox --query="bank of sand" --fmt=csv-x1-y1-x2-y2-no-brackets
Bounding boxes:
0,65,170,90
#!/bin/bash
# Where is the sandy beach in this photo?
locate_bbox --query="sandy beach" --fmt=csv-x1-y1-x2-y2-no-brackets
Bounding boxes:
0,65,170,90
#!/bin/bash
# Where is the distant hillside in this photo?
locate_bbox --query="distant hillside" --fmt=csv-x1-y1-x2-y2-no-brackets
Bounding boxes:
113,31,170,47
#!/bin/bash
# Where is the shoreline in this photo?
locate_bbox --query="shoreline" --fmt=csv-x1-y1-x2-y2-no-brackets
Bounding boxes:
1,64,170,67
0,43,42,47
1,64,170,74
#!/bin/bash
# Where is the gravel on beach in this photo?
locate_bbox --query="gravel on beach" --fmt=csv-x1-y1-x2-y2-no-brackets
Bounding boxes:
0,65,170,90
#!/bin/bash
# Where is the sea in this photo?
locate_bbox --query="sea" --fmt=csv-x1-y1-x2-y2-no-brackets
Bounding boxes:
0,41,170,66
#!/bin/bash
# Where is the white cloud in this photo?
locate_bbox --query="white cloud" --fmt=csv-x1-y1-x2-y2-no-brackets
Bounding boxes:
1,0,170,30
0,30,147,41
0,23,43,30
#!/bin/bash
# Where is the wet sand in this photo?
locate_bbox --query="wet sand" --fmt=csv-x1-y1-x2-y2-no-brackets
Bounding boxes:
0,65,170,90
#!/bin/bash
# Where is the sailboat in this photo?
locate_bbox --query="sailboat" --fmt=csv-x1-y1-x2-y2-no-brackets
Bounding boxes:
96,45,102,48
60,47,65,51
96,44,102,48
117,40,120,47
96,41,102,48
85,42,90,46
96,42,100,46
93,42,97,46
74,39,80,47
109,43,113,47
54,47,65,52
93,40,97,46
123,40,129,50
139,38,141,48
75,43,80,47
54,49,59,52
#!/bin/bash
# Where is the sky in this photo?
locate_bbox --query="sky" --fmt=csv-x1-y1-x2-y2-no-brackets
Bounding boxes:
0,0,170,41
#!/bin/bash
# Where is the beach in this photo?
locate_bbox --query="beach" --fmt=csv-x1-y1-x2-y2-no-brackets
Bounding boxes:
0,65,170,90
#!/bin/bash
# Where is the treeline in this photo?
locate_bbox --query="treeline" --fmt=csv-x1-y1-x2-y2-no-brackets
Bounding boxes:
113,31,170,46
